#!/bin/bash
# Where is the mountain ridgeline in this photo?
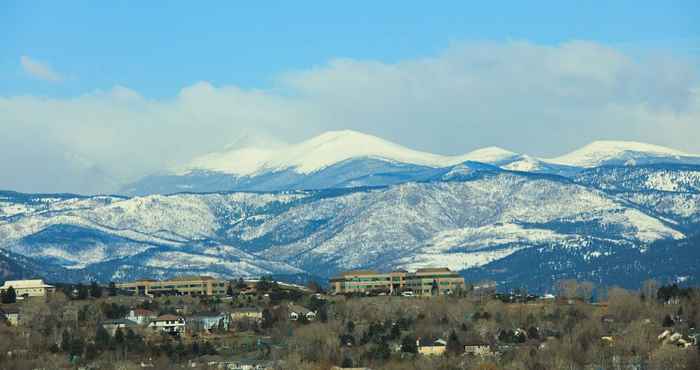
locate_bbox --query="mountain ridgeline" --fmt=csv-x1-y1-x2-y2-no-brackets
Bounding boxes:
1,131,699,292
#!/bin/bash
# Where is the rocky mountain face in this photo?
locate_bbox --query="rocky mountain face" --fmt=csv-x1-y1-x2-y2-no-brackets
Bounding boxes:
2,131,699,291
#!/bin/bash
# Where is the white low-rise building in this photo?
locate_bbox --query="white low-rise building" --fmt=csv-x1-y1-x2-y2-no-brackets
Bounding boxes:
0,279,55,298
126,308,157,325
148,314,186,335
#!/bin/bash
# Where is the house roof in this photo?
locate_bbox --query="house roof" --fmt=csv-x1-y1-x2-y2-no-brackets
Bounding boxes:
231,307,261,313
131,308,155,316
102,319,137,326
418,338,446,347
0,279,54,289
154,314,182,321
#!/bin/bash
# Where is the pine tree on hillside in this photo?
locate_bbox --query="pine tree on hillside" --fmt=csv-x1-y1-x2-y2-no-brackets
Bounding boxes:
108,282,117,297
90,281,102,298
95,326,111,350
401,335,417,354
447,329,463,355
1,286,16,303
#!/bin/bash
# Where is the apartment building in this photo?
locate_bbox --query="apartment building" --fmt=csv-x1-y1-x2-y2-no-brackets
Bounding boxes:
116,276,228,297
329,267,464,296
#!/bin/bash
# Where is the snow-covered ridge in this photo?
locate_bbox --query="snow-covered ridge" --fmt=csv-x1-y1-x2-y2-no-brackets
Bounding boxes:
547,140,699,167
180,131,699,179
180,130,517,175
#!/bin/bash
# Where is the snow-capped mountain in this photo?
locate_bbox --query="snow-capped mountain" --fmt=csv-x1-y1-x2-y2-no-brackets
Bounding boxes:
547,140,700,168
124,131,700,196
180,130,468,175
5,131,700,290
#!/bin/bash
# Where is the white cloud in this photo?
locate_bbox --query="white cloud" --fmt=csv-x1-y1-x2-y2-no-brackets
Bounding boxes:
1,41,699,194
20,56,63,82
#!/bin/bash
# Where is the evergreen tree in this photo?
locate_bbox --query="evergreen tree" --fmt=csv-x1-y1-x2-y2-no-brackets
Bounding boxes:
108,282,117,297
257,275,274,292
114,327,125,346
261,308,274,329
447,330,463,355
663,314,675,327
1,286,14,303
528,326,540,339
70,337,85,358
4,286,17,303
49,343,60,353
76,283,89,300
202,341,217,355
95,326,111,350
346,320,355,334
431,279,439,295
401,335,417,354
371,341,391,360
389,322,401,340
61,329,72,352
174,341,186,360
85,343,99,361
90,281,102,298
191,341,201,357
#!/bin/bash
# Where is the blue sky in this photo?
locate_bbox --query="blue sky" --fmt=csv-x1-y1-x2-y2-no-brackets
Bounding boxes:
2,1,698,97
1,2,699,193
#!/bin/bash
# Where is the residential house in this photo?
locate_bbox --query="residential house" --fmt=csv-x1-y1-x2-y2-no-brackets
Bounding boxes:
463,341,494,357
0,306,20,326
148,314,186,335
0,279,55,298
230,307,263,322
658,330,694,348
101,319,138,336
126,308,156,325
417,338,447,355
187,312,230,332
288,304,316,321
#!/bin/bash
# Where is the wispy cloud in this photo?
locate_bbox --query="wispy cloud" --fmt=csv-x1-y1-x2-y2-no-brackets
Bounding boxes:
20,56,63,82
2,41,699,194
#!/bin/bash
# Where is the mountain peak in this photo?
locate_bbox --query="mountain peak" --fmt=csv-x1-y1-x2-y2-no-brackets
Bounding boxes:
458,146,518,164
181,130,455,175
548,140,696,167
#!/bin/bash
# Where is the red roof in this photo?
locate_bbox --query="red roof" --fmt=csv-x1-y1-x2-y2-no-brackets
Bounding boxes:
132,308,155,316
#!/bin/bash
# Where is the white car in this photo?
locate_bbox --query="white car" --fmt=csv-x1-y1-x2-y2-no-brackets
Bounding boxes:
401,291,414,297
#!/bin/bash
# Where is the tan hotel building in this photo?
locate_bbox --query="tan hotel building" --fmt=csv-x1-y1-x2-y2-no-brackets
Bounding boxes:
329,267,465,296
116,276,228,297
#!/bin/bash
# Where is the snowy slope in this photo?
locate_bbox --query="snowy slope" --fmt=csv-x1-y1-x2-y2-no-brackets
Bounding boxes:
127,132,700,196
181,130,461,175
547,140,700,168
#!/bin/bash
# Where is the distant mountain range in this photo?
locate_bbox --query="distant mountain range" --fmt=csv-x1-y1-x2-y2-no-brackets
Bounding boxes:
2,130,700,292
122,130,700,196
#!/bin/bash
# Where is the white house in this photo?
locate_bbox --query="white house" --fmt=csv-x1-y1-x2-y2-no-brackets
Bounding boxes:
148,314,186,335
288,304,316,321
0,279,55,298
101,319,138,336
126,308,156,325
464,342,494,357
